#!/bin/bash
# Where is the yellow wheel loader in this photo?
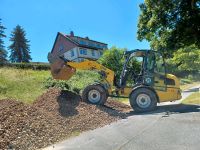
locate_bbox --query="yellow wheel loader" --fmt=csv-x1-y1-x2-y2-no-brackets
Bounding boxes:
48,49,182,112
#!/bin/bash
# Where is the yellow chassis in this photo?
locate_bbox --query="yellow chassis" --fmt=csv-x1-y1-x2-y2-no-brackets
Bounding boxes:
52,59,181,103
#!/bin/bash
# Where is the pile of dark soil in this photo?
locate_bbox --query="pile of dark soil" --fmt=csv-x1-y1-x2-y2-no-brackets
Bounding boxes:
0,88,131,150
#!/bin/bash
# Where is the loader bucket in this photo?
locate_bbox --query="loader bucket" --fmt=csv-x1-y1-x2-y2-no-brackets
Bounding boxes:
50,58,76,80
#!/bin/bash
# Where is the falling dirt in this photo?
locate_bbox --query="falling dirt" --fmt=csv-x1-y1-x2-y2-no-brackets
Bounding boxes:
0,88,131,150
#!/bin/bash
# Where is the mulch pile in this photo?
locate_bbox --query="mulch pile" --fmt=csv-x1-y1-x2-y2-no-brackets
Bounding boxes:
0,88,131,150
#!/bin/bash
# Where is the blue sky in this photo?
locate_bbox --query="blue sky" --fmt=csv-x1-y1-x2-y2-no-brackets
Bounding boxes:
0,0,149,62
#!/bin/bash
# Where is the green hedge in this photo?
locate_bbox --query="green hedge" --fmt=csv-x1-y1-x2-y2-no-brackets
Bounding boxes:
43,70,101,94
44,77,70,90
0,63,50,70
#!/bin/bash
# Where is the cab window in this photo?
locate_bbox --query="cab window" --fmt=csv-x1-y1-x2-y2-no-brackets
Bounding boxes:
146,52,165,75
154,53,165,75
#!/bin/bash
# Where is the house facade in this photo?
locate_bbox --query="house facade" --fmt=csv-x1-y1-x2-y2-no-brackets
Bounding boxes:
50,31,107,62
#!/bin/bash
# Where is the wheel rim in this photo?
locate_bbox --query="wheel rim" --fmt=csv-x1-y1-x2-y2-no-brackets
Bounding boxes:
136,94,151,108
88,90,101,103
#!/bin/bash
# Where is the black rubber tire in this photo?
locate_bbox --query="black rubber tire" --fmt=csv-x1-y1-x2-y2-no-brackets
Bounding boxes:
82,84,108,105
129,88,157,112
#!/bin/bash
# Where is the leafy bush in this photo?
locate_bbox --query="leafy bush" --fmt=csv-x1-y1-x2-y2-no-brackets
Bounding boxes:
98,47,142,85
165,45,200,79
1,62,50,70
180,78,192,85
98,46,125,79
43,70,100,93
44,77,70,90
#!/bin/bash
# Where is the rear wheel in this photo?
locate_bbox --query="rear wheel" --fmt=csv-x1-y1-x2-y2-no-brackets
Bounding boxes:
129,88,157,112
82,84,108,105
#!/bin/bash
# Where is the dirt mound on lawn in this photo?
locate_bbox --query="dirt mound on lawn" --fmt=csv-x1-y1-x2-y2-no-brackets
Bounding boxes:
0,88,131,150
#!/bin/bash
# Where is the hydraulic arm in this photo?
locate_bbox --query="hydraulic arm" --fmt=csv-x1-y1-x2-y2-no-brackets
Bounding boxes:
48,53,115,87
67,60,115,86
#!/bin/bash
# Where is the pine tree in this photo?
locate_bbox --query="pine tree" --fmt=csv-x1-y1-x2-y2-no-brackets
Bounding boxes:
0,18,7,64
9,25,32,63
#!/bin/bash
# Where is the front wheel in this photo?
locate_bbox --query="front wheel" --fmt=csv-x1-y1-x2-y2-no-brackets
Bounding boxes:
129,88,157,112
82,84,108,105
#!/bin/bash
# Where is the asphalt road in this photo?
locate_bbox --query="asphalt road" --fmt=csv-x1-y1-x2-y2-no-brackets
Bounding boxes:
44,86,200,150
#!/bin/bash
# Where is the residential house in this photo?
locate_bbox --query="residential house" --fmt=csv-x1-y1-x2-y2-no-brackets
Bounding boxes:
50,31,108,62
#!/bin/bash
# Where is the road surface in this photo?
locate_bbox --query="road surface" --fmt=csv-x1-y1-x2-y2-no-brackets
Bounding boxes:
44,85,200,150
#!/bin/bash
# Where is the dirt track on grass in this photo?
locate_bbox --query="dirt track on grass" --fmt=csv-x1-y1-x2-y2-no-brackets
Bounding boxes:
0,88,131,150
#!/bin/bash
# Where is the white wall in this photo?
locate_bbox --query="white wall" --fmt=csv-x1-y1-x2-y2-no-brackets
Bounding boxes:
64,47,103,62
78,47,102,59
64,47,78,61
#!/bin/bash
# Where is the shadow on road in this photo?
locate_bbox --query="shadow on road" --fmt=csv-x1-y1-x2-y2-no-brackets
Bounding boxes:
128,103,200,116
56,90,199,118
183,87,199,93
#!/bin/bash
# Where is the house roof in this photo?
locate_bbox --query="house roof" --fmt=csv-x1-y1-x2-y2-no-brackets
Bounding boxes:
67,35,107,45
51,32,108,53
61,32,107,50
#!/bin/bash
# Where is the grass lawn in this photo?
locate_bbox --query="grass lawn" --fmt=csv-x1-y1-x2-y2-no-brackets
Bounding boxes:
182,92,200,105
1,66,199,105
180,78,200,91
0,67,99,103
180,82,200,91
0,67,50,103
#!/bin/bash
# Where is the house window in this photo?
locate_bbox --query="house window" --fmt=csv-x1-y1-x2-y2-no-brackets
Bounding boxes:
80,40,86,45
103,45,107,49
59,44,64,51
97,44,101,48
71,50,74,57
92,50,95,56
81,58,84,61
88,42,92,47
78,58,84,62
90,42,95,47
80,48,87,55
99,51,103,56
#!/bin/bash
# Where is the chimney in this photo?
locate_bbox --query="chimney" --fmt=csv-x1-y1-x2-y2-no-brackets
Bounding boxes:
70,31,74,36
85,36,89,40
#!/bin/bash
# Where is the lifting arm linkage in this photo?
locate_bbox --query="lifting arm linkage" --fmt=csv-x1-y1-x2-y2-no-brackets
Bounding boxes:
67,60,115,86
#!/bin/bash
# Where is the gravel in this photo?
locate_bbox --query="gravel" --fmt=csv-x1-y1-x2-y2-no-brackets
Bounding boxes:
0,88,131,150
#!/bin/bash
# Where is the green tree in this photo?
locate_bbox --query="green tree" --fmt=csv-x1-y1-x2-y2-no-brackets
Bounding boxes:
98,47,126,79
166,45,200,77
137,0,200,51
98,47,141,85
0,18,7,64
9,25,32,63
172,45,200,71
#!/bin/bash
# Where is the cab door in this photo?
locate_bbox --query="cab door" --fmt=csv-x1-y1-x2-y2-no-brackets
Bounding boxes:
144,51,167,91
153,52,167,91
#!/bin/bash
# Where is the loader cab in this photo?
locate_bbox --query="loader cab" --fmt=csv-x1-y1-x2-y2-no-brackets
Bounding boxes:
119,50,167,91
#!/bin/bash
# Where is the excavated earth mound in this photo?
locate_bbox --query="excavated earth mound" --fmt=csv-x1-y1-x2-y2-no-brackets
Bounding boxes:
0,88,131,150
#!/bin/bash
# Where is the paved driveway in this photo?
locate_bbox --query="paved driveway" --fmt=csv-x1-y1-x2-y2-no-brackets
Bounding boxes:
44,86,200,150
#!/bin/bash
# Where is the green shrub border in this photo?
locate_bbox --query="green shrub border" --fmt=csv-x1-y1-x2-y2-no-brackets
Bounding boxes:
0,62,50,70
